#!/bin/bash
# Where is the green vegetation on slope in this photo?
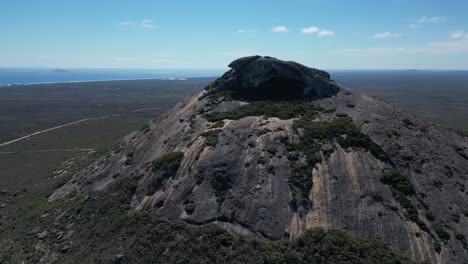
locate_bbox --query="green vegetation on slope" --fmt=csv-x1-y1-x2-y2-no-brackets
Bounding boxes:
203,101,391,212
287,115,390,211
201,129,222,147
379,169,429,233
0,171,417,264
148,152,184,195
204,101,321,122
380,169,415,196
151,152,185,173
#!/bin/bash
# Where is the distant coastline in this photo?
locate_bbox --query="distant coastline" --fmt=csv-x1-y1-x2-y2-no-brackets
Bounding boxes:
0,68,224,86
1,68,467,86
0,77,195,87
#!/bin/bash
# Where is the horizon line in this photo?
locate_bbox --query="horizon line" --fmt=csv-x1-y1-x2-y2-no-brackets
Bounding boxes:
1,67,468,71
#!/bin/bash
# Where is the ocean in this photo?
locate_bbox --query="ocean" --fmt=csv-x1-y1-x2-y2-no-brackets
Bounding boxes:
0,68,226,85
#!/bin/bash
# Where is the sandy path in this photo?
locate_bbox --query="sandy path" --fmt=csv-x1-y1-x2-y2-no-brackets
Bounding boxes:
0,107,161,147
0,149,94,154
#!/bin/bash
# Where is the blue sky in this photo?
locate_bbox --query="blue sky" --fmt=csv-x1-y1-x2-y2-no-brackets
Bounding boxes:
2,0,468,69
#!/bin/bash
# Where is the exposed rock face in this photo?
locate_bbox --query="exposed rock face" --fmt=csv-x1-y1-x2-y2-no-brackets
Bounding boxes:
212,55,339,100
50,56,468,264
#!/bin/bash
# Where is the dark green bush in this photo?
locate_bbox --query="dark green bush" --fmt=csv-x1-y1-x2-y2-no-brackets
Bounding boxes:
204,101,321,122
210,170,231,204
380,169,415,196
210,120,225,128
124,151,134,166
369,192,383,202
293,116,389,164
434,223,451,241
455,233,467,247
6,169,416,264
255,128,271,136
152,152,184,173
194,173,204,185
201,129,222,147
257,156,266,165
425,210,435,221
185,203,196,214
148,152,185,194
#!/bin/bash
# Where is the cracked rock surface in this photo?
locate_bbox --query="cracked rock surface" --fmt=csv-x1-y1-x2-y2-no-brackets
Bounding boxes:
50,56,468,264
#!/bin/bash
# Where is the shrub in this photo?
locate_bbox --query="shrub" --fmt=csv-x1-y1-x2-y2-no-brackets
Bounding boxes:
402,118,414,127
293,116,389,164
369,192,383,202
201,129,222,147
210,120,225,129
385,204,398,211
425,210,435,222
152,152,184,173
10,163,416,264
194,173,204,185
380,169,415,196
287,151,300,161
140,124,150,133
185,203,196,214
203,101,321,122
210,170,231,203
266,147,278,156
124,152,134,166
456,233,467,247
434,223,451,241
257,156,266,165
148,152,185,193
255,128,271,136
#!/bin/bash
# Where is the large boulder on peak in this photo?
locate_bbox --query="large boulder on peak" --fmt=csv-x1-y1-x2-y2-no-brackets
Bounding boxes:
213,55,339,100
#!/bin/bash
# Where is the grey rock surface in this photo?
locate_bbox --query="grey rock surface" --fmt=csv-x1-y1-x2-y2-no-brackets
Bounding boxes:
37,230,48,239
212,55,339,100
50,56,468,264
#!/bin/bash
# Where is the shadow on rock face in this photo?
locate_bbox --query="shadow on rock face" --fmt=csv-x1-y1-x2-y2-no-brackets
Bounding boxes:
210,55,340,101
236,77,306,101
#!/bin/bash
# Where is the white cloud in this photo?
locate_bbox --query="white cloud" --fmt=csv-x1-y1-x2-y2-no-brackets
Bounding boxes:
373,32,403,39
272,26,288,33
119,19,155,29
408,24,419,29
417,16,444,24
237,29,257,33
141,19,155,28
451,30,466,39
301,26,320,34
318,30,335,37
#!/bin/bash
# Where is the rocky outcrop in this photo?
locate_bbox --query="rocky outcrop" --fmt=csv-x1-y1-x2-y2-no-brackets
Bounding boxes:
210,55,339,100
50,56,468,264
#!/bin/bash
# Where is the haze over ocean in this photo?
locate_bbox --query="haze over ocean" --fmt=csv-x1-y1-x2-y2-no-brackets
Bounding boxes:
0,68,224,85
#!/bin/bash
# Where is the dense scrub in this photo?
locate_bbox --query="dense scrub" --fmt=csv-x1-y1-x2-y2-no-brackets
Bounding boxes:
204,101,390,212
379,169,429,233
204,101,321,122
287,116,390,210
148,152,184,195
0,174,417,264
201,129,222,147
380,169,415,196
